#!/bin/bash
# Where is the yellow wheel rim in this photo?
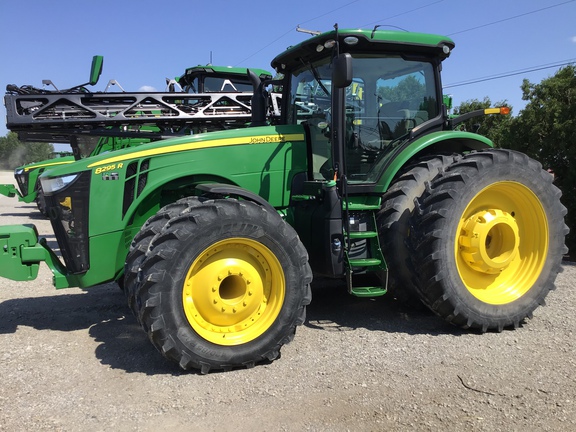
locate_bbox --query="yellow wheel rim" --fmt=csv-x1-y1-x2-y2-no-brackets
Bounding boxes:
182,238,285,345
455,181,548,305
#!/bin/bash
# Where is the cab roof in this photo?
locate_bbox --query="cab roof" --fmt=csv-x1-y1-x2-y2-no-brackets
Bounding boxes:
271,28,455,72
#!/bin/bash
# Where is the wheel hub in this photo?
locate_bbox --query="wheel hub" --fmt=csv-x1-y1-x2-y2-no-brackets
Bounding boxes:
459,209,520,274
182,238,285,345
185,259,267,329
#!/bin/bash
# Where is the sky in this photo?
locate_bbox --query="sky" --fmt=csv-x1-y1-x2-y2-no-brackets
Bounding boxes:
1,0,575,147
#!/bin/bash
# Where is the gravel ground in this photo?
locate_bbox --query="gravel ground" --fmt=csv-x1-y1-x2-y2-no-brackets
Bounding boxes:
0,170,575,432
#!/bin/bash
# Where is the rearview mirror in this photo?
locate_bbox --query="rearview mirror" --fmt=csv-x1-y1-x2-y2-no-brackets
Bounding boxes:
89,55,104,86
332,53,352,88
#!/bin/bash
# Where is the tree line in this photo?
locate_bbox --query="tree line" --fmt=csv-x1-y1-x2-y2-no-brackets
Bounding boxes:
0,132,54,169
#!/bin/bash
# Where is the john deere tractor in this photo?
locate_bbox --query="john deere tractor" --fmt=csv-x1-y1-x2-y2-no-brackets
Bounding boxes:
0,26,567,373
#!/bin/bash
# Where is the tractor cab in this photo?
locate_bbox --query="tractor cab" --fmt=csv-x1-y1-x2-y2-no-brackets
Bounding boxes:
269,28,455,292
178,65,272,93
272,28,453,190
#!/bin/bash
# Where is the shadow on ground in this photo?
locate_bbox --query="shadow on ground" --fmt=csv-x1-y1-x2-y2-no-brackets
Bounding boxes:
305,277,465,336
0,277,469,375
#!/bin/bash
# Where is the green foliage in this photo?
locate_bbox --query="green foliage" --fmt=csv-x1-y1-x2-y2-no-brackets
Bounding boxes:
378,75,425,103
452,97,513,145
0,132,54,169
505,65,576,256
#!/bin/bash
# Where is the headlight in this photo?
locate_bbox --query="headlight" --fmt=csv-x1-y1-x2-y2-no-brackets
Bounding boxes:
14,168,23,175
41,174,79,194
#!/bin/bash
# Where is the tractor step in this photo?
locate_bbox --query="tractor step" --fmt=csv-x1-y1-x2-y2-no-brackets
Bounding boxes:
347,230,378,239
345,203,381,211
342,202,388,298
348,258,382,267
349,286,387,297
346,271,387,298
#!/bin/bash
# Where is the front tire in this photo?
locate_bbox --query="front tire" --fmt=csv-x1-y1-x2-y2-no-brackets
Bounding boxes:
409,149,568,331
136,198,312,373
35,181,48,217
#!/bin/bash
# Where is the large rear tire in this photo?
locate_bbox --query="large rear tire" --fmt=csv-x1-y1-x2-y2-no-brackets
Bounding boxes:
377,154,456,305
409,149,568,331
136,198,312,373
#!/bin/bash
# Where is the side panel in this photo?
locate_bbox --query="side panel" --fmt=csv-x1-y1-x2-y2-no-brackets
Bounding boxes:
80,125,308,286
87,125,307,236
291,181,344,277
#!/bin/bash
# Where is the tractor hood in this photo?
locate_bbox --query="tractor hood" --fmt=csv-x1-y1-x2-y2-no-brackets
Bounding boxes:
38,126,304,180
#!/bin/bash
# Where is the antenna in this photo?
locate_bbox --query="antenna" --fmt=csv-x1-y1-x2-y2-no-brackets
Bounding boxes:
209,51,213,65
296,25,321,36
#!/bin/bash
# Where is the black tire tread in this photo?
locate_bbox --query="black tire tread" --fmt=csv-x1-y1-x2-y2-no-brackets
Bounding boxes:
377,154,457,304
136,198,312,373
408,149,568,331
124,197,205,318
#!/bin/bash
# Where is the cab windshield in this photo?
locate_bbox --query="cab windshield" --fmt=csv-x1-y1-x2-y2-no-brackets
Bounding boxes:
287,54,440,183
184,75,254,93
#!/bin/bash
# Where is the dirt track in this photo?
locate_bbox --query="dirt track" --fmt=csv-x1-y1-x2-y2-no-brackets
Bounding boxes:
0,170,575,431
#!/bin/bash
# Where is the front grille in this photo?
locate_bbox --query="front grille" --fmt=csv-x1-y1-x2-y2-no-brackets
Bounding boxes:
15,171,29,196
45,171,91,274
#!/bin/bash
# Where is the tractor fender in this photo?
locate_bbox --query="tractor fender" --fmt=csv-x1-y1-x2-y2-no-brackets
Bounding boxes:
196,183,278,216
380,131,494,190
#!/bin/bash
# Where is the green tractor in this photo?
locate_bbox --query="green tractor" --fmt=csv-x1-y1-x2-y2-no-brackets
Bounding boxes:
1,58,274,215
0,27,567,373
0,151,75,215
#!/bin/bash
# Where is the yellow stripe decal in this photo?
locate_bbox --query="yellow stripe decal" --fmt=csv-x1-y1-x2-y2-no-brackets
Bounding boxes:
87,133,305,168
24,160,74,172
